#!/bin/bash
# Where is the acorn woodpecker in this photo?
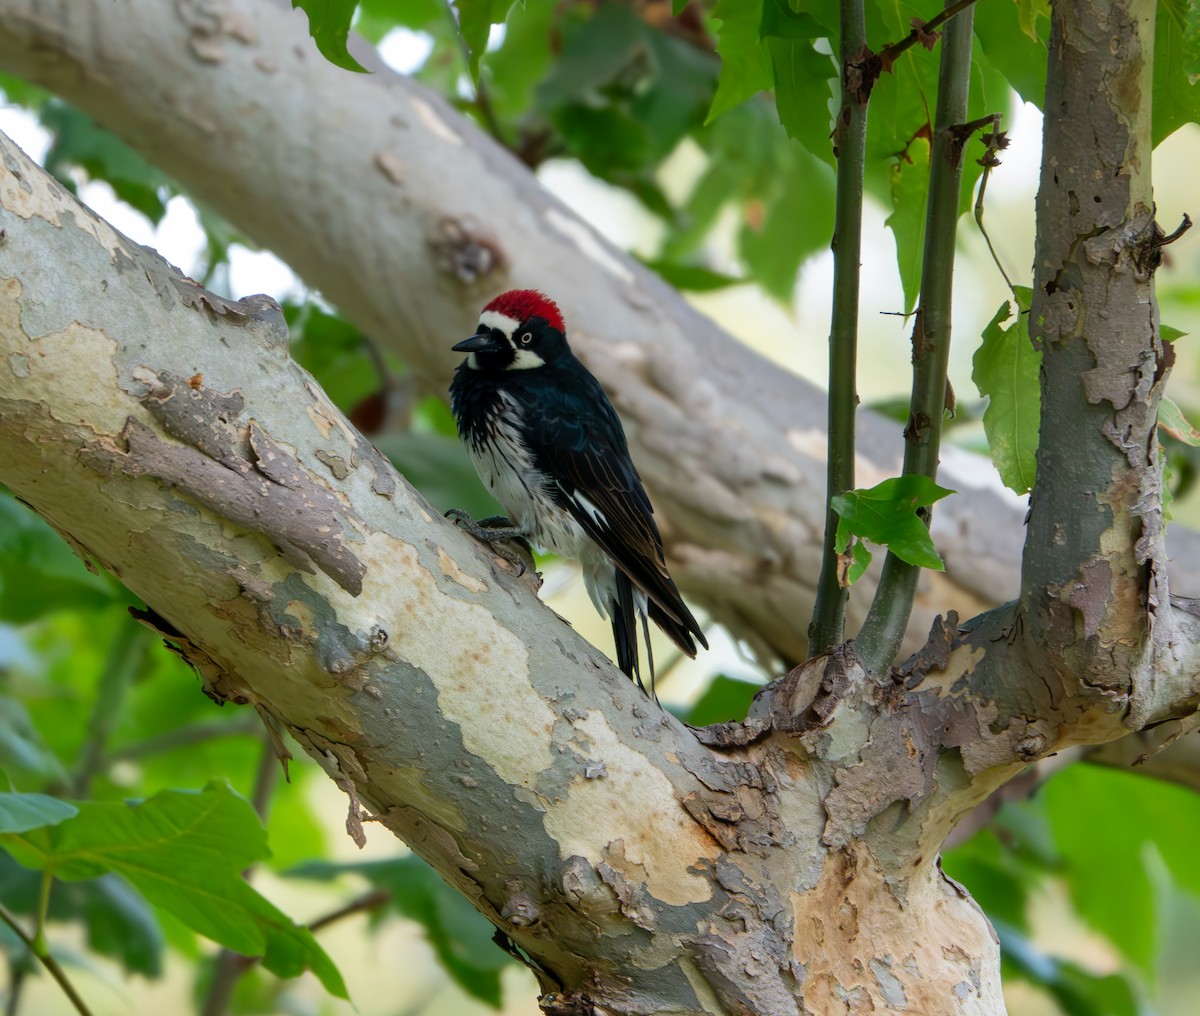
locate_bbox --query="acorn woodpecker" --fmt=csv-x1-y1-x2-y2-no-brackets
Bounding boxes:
448,289,707,691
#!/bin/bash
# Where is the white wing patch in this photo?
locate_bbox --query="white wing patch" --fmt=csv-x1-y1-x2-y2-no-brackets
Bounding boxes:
568,489,610,530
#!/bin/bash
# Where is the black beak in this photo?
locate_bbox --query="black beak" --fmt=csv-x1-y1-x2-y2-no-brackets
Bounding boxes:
453,332,504,354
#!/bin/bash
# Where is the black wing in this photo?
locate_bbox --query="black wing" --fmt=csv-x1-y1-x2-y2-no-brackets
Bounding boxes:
515,369,707,658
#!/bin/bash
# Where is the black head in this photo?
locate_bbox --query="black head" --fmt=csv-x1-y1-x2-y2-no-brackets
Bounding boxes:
453,289,571,373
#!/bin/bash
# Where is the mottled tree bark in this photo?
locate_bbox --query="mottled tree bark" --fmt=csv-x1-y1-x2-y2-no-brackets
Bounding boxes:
0,0,1197,1013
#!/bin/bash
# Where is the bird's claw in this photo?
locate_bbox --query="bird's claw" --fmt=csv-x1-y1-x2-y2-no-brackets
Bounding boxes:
445,508,532,575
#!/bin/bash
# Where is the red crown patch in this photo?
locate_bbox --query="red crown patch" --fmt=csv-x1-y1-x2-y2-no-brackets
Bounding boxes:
483,290,565,333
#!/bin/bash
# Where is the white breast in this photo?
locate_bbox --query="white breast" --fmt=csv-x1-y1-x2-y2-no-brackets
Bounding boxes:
465,393,636,622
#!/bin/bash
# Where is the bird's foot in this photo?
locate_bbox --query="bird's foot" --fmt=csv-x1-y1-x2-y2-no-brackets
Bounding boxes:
445,508,532,575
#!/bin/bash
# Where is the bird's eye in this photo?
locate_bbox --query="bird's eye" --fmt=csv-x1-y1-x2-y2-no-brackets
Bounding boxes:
519,332,533,345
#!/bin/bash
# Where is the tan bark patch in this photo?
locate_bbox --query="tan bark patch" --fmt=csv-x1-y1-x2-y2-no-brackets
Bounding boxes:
544,711,716,906
792,849,1001,1015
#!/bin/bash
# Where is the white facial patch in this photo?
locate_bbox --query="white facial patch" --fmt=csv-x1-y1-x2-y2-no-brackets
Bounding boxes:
478,310,520,339
507,348,545,370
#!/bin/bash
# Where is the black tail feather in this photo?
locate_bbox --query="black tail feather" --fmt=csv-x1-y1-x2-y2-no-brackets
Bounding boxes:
612,571,643,690
648,600,707,659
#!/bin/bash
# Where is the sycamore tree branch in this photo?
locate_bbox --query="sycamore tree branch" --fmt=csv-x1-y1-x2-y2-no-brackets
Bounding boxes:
4,104,1199,1010
1021,0,1183,727
0,0,1110,666
0,129,759,1013
0,125,1015,1014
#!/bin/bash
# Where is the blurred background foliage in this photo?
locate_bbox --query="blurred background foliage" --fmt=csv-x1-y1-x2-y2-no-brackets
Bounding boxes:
0,0,1199,1013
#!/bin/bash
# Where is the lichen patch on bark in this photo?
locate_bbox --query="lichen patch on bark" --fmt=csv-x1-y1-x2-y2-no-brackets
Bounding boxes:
545,712,716,907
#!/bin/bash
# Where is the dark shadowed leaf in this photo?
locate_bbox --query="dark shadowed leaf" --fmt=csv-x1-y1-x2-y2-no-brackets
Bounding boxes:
0,491,117,622
740,142,836,299
0,697,68,787
537,3,716,180
40,103,173,223
289,855,512,1006
0,854,164,977
886,133,931,314
973,0,1049,108
285,301,380,413
686,676,761,726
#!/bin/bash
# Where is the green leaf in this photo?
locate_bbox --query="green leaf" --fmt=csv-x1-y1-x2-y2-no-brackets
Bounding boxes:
1159,396,1200,446
0,696,68,787
0,791,77,834
289,855,512,1006
0,490,118,622
1042,764,1200,974
1154,0,1200,142
483,0,556,121
685,676,761,726
291,0,368,73
537,3,717,180
832,475,955,571
886,132,931,314
0,854,164,977
1161,323,1187,341
973,0,1049,108
762,38,837,161
1186,0,1200,81
846,538,872,585
972,288,1041,494
39,104,173,223
739,144,836,299
285,301,379,414
639,258,742,292
456,0,516,81
356,0,444,41
997,922,1142,1016
709,0,774,121
0,782,346,997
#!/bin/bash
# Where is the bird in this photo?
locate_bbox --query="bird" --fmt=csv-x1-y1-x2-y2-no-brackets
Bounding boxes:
448,289,707,693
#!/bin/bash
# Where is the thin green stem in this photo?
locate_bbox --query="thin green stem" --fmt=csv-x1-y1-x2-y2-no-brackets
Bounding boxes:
111,715,260,761
32,869,52,956
856,0,976,671
0,903,92,1016
200,732,280,1016
5,961,26,1016
72,621,148,797
809,0,869,653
